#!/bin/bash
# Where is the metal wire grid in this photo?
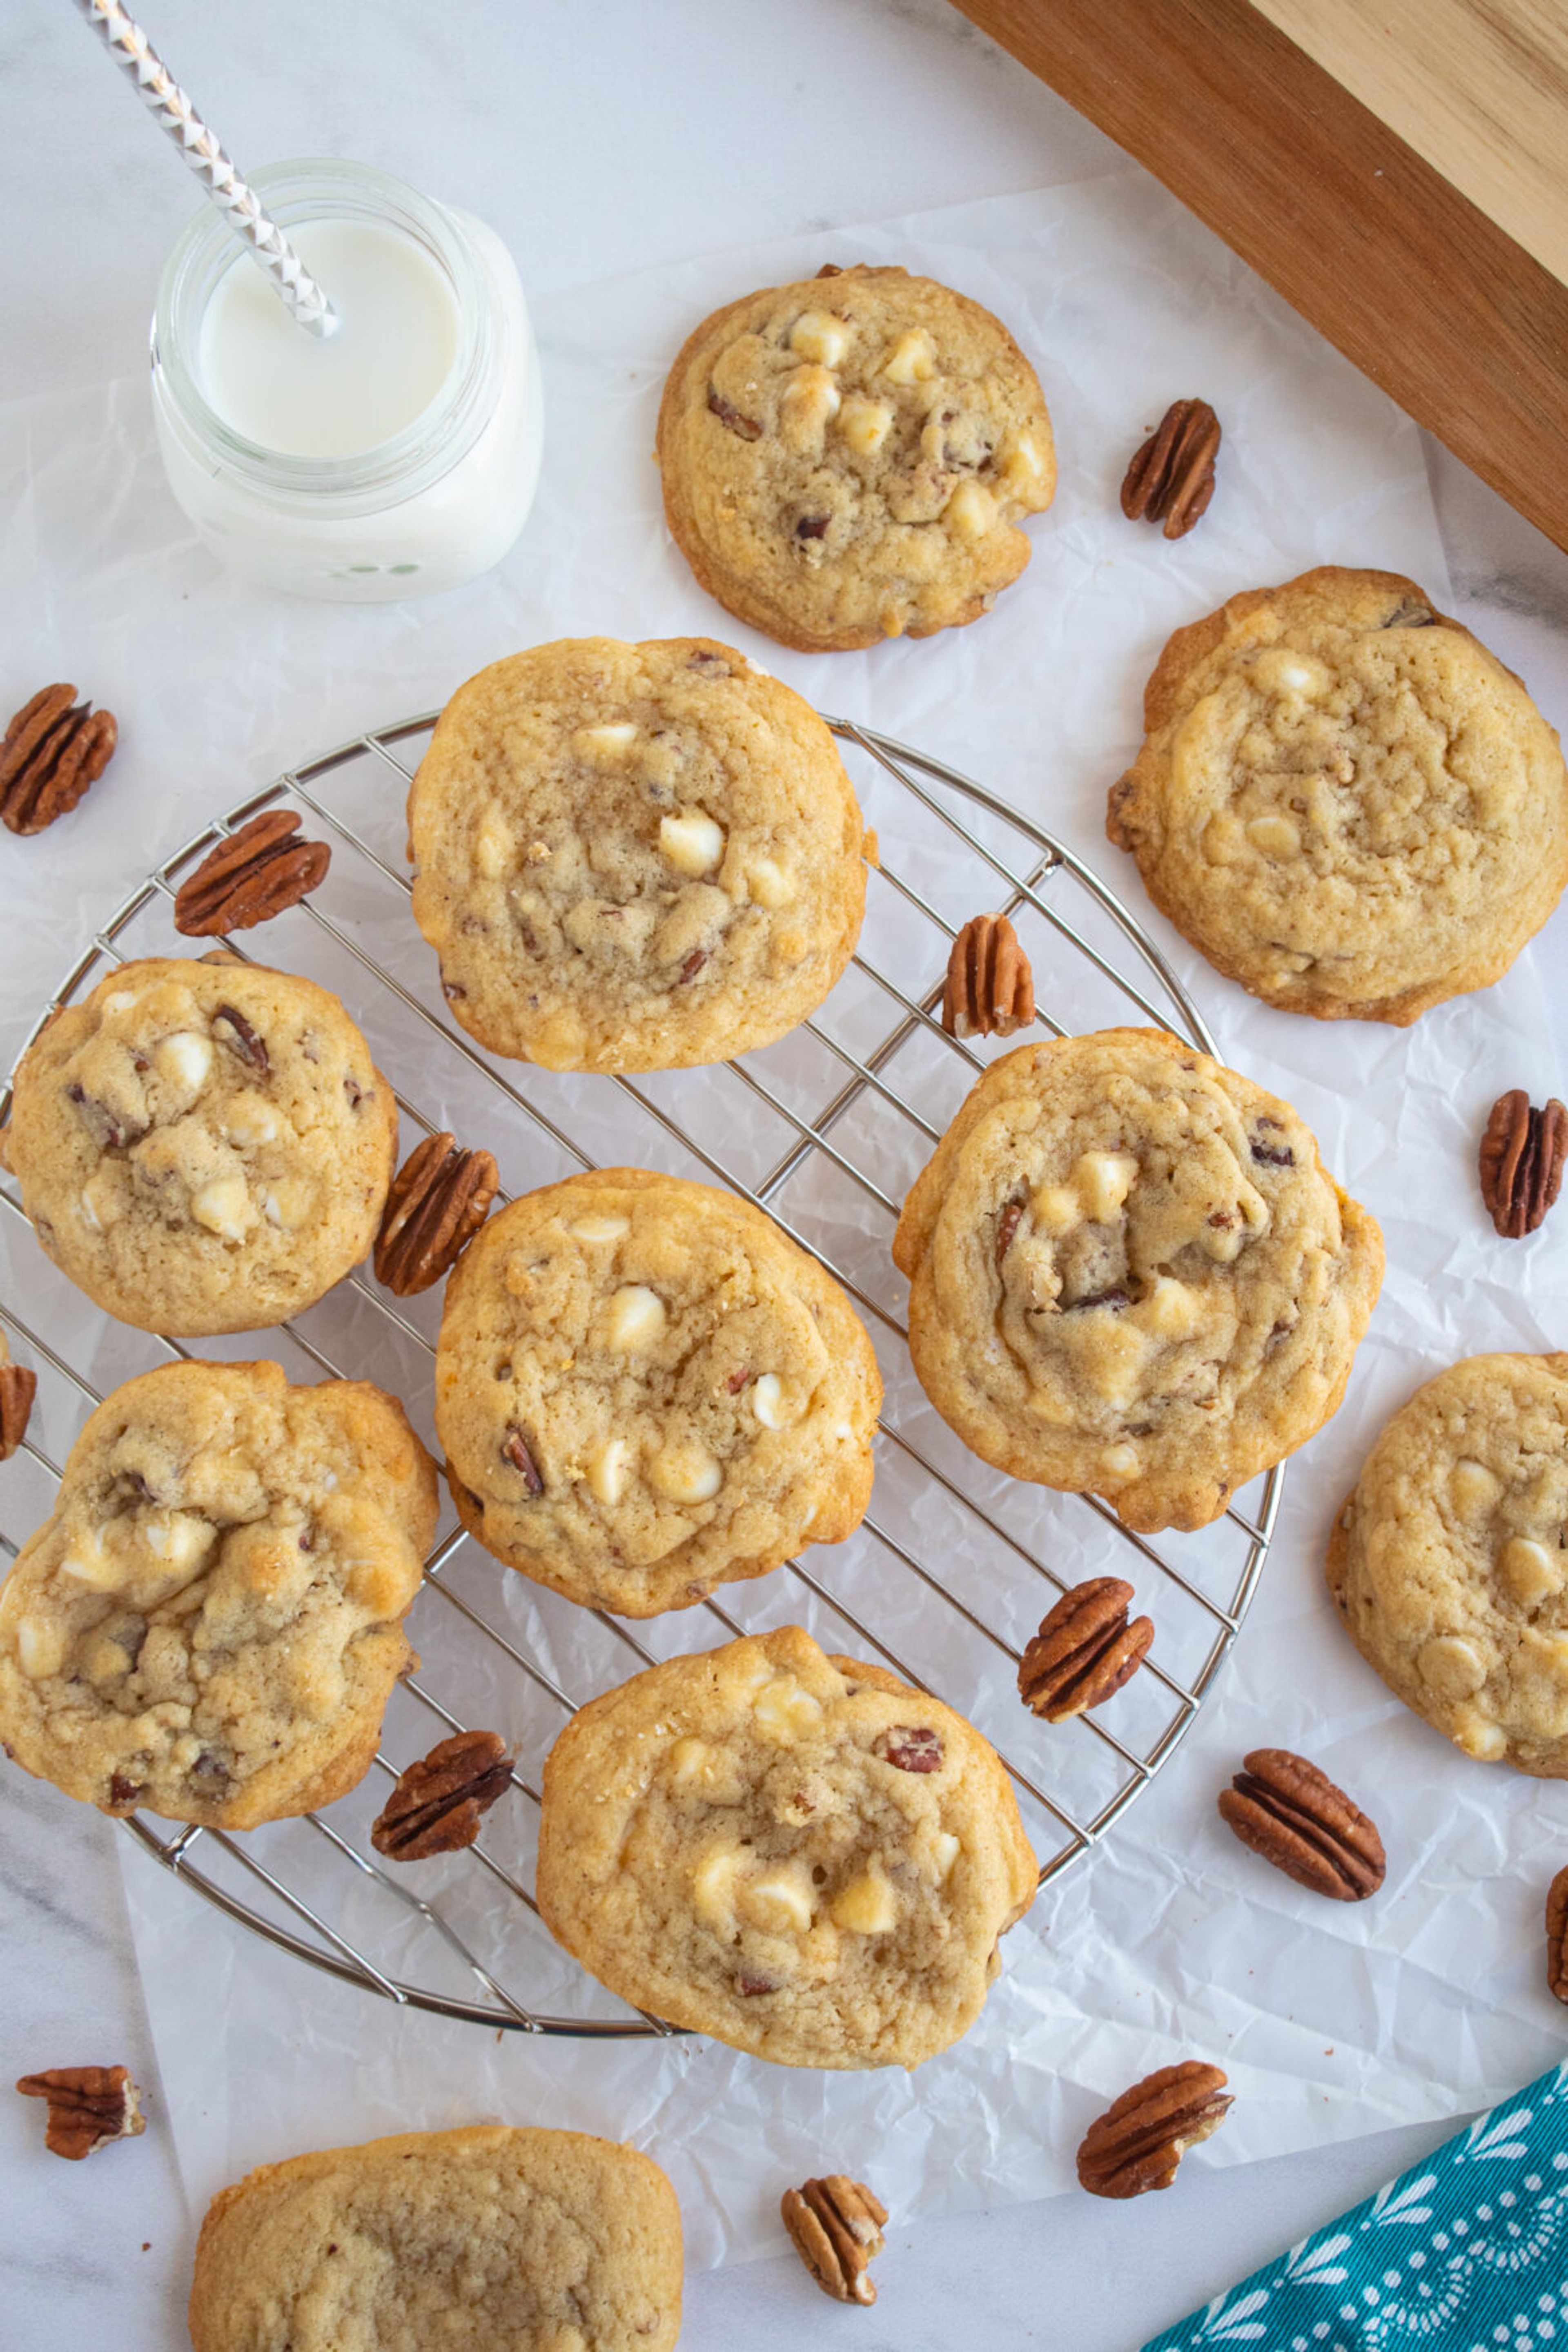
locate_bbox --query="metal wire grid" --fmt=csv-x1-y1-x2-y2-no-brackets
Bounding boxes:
0,710,1280,2036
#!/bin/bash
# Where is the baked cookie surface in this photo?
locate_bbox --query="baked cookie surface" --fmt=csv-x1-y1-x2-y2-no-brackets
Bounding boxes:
656,265,1055,653
4,956,396,1334
188,2125,682,2352
1107,566,1568,1025
407,636,869,1072
892,1028,1383,1533
436,1170,880,1617
536,1625,1037,2069
0,1359,437,1828
1327,1353,1568,1776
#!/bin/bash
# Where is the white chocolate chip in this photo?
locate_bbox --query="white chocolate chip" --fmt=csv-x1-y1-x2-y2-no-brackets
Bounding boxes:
779,364,842,452
740,1866,815,1936
669,1736,713,1790
650,1441,722,1506
474,811,513,880
1135,1277,1203,1343
572,722,638,762
16,1616,67,1679
1201,813,1246,866
569,1214,631,1245
192,1176,257,1242
1451,1706,1508,1762
1075,1151,1140,1223
1451,1459,1502,1517
837,394,894,456
1099,1443,1140,1481
1031,1184,1080,1236
1246,815,1302,858
692,1844,740,1924
607,1285,666,1351
944,479,998,540
154,1031,214,1096
829,1868,898,1935
753,1677,823,1744
587,1438,633,1508
746,858,795,910
788,310,849,366
58,1530,122,1592
752,1374,786,1430
658,809,726,877
260,1179,314,1233
1417,1634,1488,1699
102,989,140,1017
881,327,936,384
144,1510,216,1573
932,1831,961,1880
1498,1536,1563,1610
998,430,1048,493
1078,1319,1152,1409
222,1094,278,1149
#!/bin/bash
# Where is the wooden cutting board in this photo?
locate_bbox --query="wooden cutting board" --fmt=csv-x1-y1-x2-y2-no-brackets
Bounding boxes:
952,0,1568,555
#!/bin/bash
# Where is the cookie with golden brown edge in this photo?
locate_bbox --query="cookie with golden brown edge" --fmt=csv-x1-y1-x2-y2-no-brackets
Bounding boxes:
406,635,869,1072
5,956,396,1335
656,264,1056,652
892,1028,1382,1533
189,2126,682,2352
1327,1352,1568,1776
536,1626,1037,2069
436,1169,881,1617
1107,566,1568,1024
0,1359,437,1829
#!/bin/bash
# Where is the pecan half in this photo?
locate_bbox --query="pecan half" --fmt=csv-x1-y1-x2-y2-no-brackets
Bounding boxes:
374,1132,499,1296
1218,1748,1385,1900
875,1725,943,1773
942,913,1036,1040
0,1348,37,1462
1479,1089,1567,1238
1547,1866,1568,2005
1076,2062,1232,2198
780,2175,887,2305
0,685,118,835
370,1729,512,1861
16,2064,145,2160
1018,1577,1154,1722
1120,399,1222,539
173,810,330,935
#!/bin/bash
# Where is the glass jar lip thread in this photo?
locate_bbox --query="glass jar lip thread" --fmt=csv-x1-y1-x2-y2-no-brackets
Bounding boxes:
151,157,498,510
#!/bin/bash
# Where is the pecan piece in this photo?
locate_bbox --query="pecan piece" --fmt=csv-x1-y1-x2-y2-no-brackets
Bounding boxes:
942,913,1036,1040
16,2064,145,2160
1120,399,1222,539
995,1197,1024,1270
0,1339,37,1463
374,1132,499,1296
173,809,330,935
1479,1089,1567,1238
1077,2062,1232,2198
1018,1577,1154,1722
503,1424,544,1494
1218,1748,1385,1900
370,1730,512,1861
1547,1866,1568,2005
0,684,118,835
212,1003,269,1075
781,2175,887,2305
875,1725,943,1773
708,388,762,441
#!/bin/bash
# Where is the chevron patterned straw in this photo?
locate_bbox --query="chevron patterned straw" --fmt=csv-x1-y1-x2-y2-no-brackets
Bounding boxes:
72,0,337,338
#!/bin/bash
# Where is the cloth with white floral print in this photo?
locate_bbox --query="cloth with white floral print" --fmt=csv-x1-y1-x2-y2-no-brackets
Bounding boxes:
1143,2060,1568,2350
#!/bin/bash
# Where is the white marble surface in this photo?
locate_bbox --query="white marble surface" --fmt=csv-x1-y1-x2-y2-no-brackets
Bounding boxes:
2,2,1567,2346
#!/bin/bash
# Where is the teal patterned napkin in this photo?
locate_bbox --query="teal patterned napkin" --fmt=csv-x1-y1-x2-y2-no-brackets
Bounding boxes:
1142,2060,1568,2350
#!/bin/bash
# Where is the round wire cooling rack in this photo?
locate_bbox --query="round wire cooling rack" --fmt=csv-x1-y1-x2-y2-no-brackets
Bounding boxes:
0,708,1281,2037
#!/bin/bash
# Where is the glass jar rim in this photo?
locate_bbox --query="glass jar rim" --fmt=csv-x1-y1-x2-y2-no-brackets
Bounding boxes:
151,157,495,501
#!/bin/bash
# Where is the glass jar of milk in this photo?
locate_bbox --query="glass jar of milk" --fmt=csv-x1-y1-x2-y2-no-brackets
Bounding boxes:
150,159,543,600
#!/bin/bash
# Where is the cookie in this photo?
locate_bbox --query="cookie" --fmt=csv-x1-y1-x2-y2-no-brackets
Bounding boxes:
1327,1352,1568,1776
436,1169,880,1617
892,1027,1383,1533
655,264,1055,653
4,956,397,1335
536,1626,1037,2068
0,1359,437,1828
1107,566,1568,1025
188,2125,682,2352
407,636,869,1072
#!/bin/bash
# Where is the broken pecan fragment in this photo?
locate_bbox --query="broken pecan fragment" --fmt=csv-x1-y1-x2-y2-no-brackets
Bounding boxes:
1076,2062,1232,2198
370,1729,512,1861
0,684,118,835
875,1725,943,1773
1018,1577,1153,1722
1547,1866,1568,2005
173,809,330,935
212,1003,269,1075
1479,1089,1567,1238
708,388,762,441
374,1131,499,1296
995,1198,1024,1270
1120,399,1221,539
942,913,1035,1040
503,1423,544,1494
781,2174,887,2305
0,1338,37,1463
1218,1748,1385,1900
16,2064,145,2160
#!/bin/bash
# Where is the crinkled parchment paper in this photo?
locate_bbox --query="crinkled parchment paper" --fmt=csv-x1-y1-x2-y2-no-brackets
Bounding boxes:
2,172,1566,2270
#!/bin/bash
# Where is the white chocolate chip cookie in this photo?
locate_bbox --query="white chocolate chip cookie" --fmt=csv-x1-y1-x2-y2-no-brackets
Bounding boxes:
892,1028,1383,1533
535,1626,1037,2068
0,1359,437,1828
656,264,1056,653
1107,567,1568,1024
435,1171,881,1616
5,958,397,1334
406,636,870,1072
1327,1353,1568,1775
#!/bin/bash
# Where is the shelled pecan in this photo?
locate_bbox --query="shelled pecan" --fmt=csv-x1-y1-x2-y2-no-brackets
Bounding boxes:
1547,1866,1568,2005
0,1332,37,1463
1120,399,1221,539
0,684,118,835
942,912,1035,1040
374,1132,499,1295
370,1729,513,1861
1076,2062,1232,2199
1018,1577,1154,1722
1479,1089,1566,1238
16,2064,145,2159
173,809,330,935
780,2174,887,2304
1218,1748,1385,1900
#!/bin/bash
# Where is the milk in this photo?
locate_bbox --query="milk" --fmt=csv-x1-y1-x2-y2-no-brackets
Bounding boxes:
197,218,461,457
